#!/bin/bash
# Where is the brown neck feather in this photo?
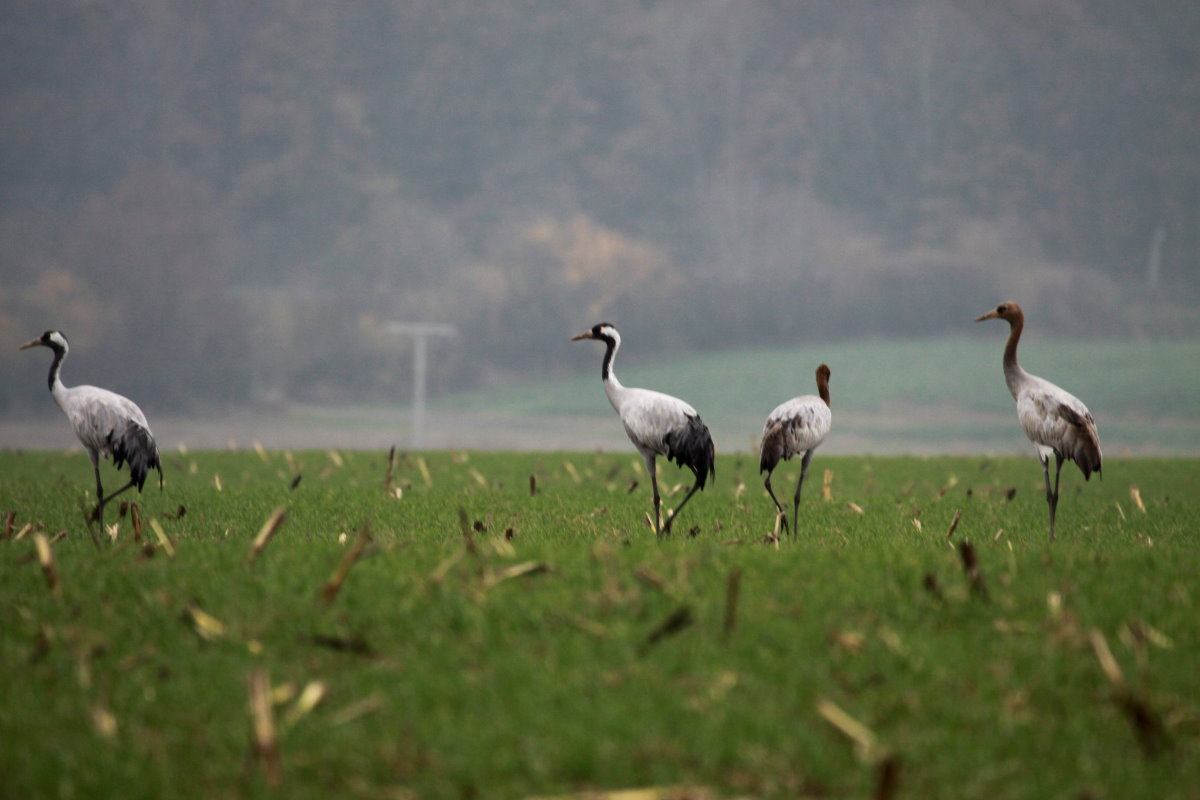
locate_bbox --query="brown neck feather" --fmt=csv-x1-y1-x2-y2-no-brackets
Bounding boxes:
1003,312,1024,373
816,372,831,408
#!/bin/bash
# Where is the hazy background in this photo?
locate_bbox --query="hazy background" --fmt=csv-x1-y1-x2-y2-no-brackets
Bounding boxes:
2,1,1198,452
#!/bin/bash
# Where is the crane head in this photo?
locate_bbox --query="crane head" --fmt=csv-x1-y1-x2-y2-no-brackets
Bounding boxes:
571,322,618,343
18,330,68,353
975,302,1023,324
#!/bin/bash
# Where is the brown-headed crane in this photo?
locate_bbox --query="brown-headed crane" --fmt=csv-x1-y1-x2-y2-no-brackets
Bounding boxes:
976,302,1102,540
759,364,831,534
572,322,715,537
20,330,163,531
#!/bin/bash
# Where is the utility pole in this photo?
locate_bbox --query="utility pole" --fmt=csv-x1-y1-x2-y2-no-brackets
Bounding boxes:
385,321,458,449
1147,224,1165,292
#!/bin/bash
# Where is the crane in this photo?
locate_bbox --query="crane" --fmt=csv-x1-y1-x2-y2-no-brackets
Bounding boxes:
571,322,715,537
20,330,163,531
976,302,1102,540
759,364,832,534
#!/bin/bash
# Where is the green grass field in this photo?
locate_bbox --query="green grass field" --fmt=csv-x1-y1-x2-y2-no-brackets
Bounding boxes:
2,449,1198,799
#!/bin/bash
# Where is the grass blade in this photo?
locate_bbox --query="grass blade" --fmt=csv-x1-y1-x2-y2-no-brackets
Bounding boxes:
320,525,372,605
958,540,987,599
183,602,228,641
246,668,281,787
248,507,287,564
816,698,883,763
149,519,176,558
33,533,62,599
384,445,397,491
638,605,694,656
945,508,963,541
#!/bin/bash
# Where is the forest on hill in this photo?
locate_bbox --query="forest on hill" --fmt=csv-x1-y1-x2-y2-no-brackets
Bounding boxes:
2,1,1197,413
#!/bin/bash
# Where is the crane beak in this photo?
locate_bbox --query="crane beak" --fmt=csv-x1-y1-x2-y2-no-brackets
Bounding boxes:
571,331,594,342
975,310,999,322
18,338,43,350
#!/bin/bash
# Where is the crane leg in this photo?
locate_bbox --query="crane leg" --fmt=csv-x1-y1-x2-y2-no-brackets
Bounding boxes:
90,455,105,529
791,450,814,536
662,480,702,536
763,472,789,534
1041,453,1064,541
644,453,663,537
1039,455,1052,540
89,449,137,529
100,479,137,508
1048,453,1064,541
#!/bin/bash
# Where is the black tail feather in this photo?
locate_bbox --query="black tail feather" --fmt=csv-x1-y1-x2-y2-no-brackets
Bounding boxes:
110,421,162,492
664,415,715,489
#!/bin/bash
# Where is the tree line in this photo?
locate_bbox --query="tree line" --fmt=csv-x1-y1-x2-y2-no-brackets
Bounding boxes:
2,0,1197,413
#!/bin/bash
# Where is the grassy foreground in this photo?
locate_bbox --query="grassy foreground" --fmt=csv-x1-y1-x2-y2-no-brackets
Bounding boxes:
1,449,1198,799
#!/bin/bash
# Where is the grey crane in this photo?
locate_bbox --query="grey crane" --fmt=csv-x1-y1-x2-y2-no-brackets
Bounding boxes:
20,330,163,530
759,364,832,534
572,322,715,537
976,302,1102,540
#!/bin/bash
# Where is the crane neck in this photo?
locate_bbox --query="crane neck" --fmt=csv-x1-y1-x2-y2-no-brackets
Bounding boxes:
599,334,625,411
44,345,73,417
600,333,617,382
816,375,831,408
46,345,67,394
1001,315,1027,397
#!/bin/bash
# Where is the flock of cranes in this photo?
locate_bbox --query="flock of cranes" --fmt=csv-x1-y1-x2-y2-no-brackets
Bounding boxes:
573,303,1101,540
21,301,1101,542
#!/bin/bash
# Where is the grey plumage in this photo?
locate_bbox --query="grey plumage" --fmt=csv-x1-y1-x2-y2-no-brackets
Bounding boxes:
21,330,163,529
976,302,1102,540
759,364,832,534
572,322,715,536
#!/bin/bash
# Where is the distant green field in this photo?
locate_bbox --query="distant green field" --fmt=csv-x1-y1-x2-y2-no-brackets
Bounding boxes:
433,337,1200,453
2,449,1198,799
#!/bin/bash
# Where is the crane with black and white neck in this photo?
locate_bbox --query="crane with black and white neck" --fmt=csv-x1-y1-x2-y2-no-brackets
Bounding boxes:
20,330,163,531
572,322,715,537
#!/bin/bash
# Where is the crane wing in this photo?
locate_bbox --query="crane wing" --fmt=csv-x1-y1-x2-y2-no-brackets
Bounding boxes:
66,387,148,454
618,389,695,454
617,388,714,486
1017,384,1102,479
760,397,831,473
65,386,161,487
